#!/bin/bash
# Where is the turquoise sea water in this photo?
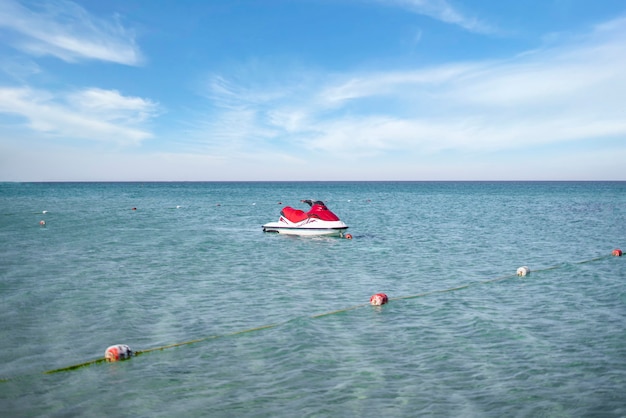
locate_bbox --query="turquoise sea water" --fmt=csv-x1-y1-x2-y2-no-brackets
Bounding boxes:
1,181,625,417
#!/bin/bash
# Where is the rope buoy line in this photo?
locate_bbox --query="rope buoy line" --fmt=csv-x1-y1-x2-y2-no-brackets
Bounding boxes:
1,249,621,382
41,324,281,376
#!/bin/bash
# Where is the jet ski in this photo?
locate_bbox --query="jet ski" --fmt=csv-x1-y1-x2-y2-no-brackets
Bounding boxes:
262,199,349,237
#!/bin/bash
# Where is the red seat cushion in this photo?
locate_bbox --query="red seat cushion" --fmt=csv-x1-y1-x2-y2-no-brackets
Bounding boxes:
281,206,308,222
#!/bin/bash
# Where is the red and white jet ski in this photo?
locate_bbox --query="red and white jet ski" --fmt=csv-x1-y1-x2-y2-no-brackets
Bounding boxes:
262,199,349,237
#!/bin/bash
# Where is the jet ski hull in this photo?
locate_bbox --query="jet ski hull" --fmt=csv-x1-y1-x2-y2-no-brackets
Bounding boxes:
262,218,348,237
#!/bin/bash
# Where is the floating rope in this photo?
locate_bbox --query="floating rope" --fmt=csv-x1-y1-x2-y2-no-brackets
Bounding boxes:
1,249,620,382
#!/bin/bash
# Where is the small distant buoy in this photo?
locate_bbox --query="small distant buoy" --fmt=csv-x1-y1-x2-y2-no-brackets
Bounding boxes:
131,207,137,211
216,203,221,207
42,210,48,214
105,344,133,362
39,220,46,226
344,233,353,240
517,266,530,276
176,205,181,209
252,203,256,205
370,293,388,306
277,202,282,205
613,249,622,257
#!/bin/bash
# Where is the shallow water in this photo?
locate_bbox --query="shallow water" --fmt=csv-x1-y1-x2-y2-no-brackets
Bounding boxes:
1,181,625,417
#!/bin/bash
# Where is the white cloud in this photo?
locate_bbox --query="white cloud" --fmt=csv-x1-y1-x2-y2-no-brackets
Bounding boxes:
0,0,142,65
0,87,158,144
69,88,158,124
198,16,626,161
375,0,495,33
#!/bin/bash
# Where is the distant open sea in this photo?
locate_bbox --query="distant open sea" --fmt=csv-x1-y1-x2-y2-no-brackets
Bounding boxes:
1,181,625,417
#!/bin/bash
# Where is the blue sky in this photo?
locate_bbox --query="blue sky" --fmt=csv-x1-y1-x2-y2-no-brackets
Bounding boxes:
1,0,625,181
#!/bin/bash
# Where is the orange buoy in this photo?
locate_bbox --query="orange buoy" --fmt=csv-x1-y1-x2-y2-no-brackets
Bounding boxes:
131,207,137,211
39,220,46,226
370,293,388,306
517,266,530,276
613,249,622,257
344,233,353,240
105,344,133,362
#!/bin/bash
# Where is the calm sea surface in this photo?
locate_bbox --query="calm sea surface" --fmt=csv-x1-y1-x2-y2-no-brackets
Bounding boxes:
1,181,625,417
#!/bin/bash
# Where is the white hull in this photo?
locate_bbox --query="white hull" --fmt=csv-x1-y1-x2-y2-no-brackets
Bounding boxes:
262,217,348,237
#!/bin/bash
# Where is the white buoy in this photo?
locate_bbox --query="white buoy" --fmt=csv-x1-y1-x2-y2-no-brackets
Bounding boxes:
42,210,48,214
517,266,530,276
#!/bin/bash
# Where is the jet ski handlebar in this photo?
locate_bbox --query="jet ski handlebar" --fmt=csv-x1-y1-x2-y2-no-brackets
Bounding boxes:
301,199,326,207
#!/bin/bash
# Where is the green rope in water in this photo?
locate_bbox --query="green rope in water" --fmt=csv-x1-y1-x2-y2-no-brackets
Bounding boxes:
44,358,107,374
1,251,618,381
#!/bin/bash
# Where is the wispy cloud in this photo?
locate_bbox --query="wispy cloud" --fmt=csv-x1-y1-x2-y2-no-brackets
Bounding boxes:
198,16,626,160
375,0,495,33
0,87,158,144
0,0,142,65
